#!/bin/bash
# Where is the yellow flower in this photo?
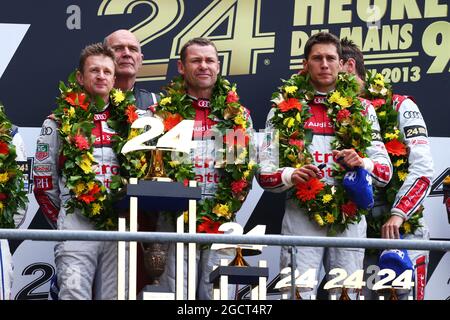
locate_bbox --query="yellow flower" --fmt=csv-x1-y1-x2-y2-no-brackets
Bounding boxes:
169,160,180,168
314,213,325,226
61,122,72,135
322,194,333,204
295,112,301,123
86,152,95,162
375,73,384,82
385,132,399,140
112,89,125,104
78,154,93,174
212,204,232,220
0,172,9,183
328,91,341,104
284,86,298,95
91,203,101,216
295,163,302,168
67,107,75,118
353,126,362,135
402,221,412,234
325,213,335,224
377,111,386,118
243,170,250,178
398,171,408,181
0,201,3,213
160,97,172,106
283,117,295,128
394,159,405,167
128,129,139,139
234,115,246,127
183,211,189,224
74,182,85,196
337,96,351,108
374,79,384,87
248,161,256,171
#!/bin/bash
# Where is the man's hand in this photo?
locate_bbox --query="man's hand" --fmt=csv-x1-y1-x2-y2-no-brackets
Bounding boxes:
291,164,322,184
332,149,364,169
381,215,405,239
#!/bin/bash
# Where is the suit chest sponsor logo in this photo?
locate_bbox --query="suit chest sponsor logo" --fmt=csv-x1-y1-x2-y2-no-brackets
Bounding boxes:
304,104,334,134
35,143,49,161
34,164,52,172
34,176,53,190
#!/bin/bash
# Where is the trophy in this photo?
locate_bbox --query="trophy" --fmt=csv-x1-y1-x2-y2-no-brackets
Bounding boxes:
120,116,196,298
140,149,173,286
144,149,172,182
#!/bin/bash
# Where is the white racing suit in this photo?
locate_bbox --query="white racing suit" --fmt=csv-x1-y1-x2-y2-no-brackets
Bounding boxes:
33,105,151,300
159,97,253,299
367,95,434,300
257,95,392,299
0,127,26,300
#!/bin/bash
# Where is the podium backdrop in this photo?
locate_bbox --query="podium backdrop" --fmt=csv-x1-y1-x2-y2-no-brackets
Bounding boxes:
1,0,449,299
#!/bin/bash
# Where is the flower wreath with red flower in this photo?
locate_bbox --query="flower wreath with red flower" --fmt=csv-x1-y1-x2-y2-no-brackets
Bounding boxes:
52,72,148,230
153,76,256,233
270,72,373,234
0,103,28,228
363,71,422,237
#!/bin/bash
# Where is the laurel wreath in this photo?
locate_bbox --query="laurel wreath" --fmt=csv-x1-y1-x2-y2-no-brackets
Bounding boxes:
270,72,372,234
0,103,28,228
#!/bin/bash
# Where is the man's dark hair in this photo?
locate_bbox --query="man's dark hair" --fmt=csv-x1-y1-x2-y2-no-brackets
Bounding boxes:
304,32,342,60
179,37,218,63
341,37,366,80
78,42,115,73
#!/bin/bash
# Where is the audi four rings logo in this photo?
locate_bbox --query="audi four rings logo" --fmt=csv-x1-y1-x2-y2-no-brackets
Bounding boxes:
40,126,53,135
403,111,423,119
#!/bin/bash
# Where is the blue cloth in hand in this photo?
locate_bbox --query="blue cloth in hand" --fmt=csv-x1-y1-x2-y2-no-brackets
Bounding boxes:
342,167,374,209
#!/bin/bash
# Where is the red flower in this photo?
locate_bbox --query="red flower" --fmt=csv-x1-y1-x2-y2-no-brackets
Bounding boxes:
295,178,325,201
163,113,183,131
65,92,89,110
336,109,351,122
78,194,96,204
0,141,9,155
125,105,138,124
226,91,239,104
278,98,302,112
197,216,223,234
77,184,101,204
371,99,386,109
89,184,101,196
289,138,304,149
385,139,407,156
231,179,248,194
74,134,90,150
0,193,7,201
341,201,358,218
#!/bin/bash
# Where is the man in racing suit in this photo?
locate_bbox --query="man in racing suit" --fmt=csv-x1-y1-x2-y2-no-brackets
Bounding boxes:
341,38,434,300
257,32,392,300
158,37,253,299
39,30,159,231
33,43,149,299
0,124,27,300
